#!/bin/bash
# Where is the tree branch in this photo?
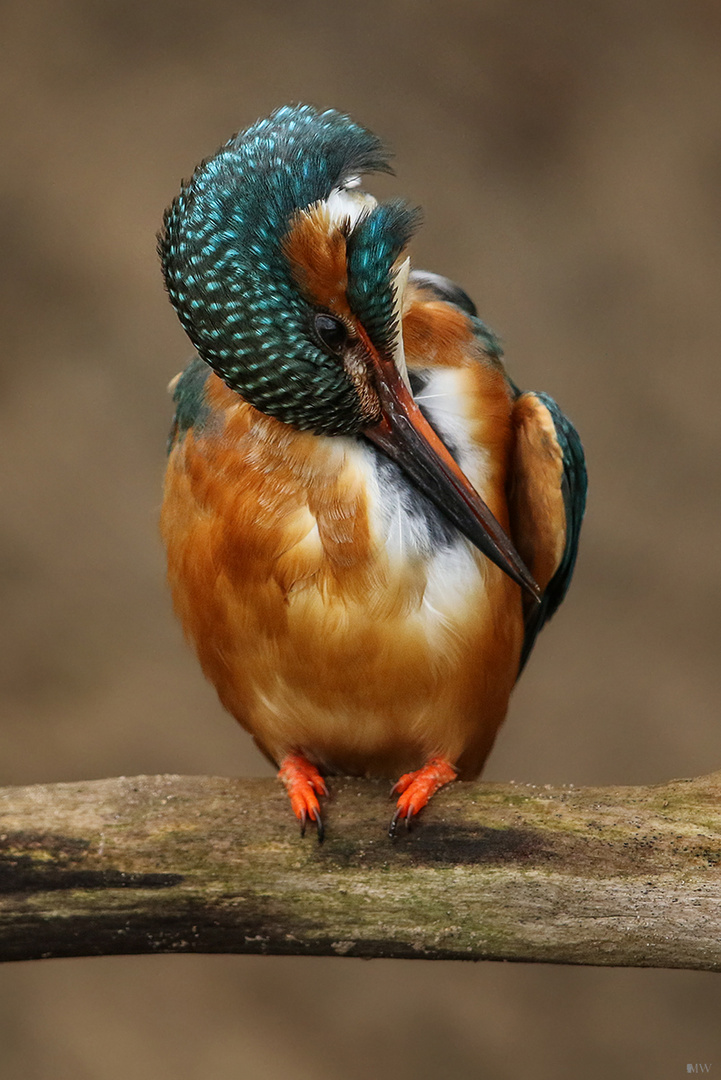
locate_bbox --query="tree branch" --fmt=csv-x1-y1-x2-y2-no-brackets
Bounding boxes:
1,772,720,967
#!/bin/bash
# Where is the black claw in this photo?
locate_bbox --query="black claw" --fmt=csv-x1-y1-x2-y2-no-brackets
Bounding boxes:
389,805,421,839
308,805,325,844
299,809,307,838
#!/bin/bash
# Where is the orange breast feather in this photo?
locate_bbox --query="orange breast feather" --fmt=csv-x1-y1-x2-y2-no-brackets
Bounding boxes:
161,303,525,780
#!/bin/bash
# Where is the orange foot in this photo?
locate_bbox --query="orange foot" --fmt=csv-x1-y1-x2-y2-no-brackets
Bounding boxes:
278,752,329,842
389,757,457,838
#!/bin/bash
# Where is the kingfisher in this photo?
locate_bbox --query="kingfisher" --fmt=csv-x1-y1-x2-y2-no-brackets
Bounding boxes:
159,104,586,840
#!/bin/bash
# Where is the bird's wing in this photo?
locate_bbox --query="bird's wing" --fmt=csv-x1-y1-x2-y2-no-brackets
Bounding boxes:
507,391,587,674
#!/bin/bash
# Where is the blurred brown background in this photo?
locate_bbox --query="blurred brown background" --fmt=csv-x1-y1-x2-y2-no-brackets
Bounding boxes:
2,0,721,1076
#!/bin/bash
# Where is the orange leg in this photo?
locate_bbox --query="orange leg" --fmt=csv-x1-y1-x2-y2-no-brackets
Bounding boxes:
278,752,329,842
390,756,457,837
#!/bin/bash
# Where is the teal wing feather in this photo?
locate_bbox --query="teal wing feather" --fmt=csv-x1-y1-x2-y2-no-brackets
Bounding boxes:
166,356,212,452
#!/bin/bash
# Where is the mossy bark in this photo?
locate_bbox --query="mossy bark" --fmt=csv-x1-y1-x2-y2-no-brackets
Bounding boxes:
1,772,721,968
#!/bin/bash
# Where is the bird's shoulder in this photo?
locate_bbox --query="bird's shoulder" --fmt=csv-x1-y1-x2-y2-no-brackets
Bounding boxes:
404,270,503,370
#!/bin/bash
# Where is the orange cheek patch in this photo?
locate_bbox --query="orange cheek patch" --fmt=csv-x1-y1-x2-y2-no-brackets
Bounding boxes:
283,204,352,316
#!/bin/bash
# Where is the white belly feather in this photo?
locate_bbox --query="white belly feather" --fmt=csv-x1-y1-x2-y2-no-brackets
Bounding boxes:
346,366,491,638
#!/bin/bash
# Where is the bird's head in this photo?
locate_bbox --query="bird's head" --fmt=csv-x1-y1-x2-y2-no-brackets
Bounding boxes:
159,103,411,436
159,104,539,599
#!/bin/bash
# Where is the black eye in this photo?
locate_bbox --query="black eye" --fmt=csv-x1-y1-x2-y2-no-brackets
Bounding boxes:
314,313,348,354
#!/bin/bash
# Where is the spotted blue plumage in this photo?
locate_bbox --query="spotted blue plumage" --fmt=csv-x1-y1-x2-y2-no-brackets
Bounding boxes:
159,105,409,436
346,200,421,356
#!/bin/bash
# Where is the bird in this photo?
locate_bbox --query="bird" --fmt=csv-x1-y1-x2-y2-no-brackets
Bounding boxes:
158,104,586,841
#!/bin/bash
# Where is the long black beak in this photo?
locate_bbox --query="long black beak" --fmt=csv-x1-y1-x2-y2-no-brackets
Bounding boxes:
363,351,541,602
